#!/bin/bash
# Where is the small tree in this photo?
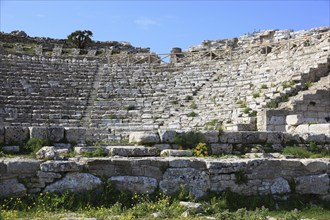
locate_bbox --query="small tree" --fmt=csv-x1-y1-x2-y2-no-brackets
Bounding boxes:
67,30,93,49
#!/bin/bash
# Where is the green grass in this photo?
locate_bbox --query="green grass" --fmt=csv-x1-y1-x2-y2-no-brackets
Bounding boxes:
282,145,330,158
1,189,329,220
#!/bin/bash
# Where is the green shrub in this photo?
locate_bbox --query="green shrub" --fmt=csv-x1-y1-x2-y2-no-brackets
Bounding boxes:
252,92,260,98
193,142,209,157
173,131,206,149
21,138,47,154
187,112,198,117
266,100,278,108
303,81,313,90
261,84,268,89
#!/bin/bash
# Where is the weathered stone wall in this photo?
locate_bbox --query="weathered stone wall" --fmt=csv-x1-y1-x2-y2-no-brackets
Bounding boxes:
1,126,329,153
1,156,329,200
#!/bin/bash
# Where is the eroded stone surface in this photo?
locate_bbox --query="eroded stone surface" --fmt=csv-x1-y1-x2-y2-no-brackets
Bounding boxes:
270,177,291,194
109,176,157,194
295,174,329,195
160,168,210,198
129,132,160,144
44,173,102,193
0,178,26,198
40,161,81,172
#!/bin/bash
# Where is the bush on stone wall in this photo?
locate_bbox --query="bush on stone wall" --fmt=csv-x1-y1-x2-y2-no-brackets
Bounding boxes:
173,131,206,149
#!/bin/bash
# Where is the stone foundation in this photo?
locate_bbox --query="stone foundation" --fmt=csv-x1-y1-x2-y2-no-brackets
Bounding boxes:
0,157,329,200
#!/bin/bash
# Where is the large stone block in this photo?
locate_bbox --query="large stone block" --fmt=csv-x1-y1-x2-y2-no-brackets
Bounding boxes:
159,168,210,199
109,146,159,157
40,161,81,172
158,130,176,143
201,130,219,143
160,149,193,157
44,173,102,193
109,176,157,194
5,126,29,145
309,124,330,136
47,127,65,143
0,178,27,198
295,174,329,195
29,127,48,140
4,158,40,175
129,132,160,144
65,127,86,144
219,132,242,144
210,143,233,155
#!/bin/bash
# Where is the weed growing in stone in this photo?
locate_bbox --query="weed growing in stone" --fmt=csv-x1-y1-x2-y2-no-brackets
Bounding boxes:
234,169,248,185
187,111,198,117
193,142,209,157
20,138,48,155
173,131,206,149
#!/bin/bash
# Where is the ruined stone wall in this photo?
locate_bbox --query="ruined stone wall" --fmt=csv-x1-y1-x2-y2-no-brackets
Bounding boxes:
1,156,329,200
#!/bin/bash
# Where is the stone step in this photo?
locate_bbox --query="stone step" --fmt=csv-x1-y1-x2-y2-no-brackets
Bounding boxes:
74,145,159,157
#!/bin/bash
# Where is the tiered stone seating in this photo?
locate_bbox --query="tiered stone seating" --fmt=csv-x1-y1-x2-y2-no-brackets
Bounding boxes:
0,55,98,127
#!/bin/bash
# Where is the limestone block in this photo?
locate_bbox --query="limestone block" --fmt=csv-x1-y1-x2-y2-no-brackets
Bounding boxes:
304,134,326,143
286,114,304,126
309,124,330,136
219,132,242,144
270,177,291,194
44,173,102,193
266,132,284,144
158,130,177,143
109,176,157,194
201,130,219,143
36,146,57,160
74,146,108,155
5,158,40,175
295,174,329,195
47,127,64,143
65,127,86,144
109,146,159,157
301,159,328,173
129,132,160,144
5,126,29,145
0,127,4,145
160,149,193,157
0,178,27,198
159,168,210,198
294,124,309,134
29,127,48,141
210,143,233,155
2,145,20,153
40,161,81,172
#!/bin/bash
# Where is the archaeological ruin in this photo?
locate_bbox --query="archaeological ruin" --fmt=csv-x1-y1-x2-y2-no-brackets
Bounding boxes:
0,27,329,201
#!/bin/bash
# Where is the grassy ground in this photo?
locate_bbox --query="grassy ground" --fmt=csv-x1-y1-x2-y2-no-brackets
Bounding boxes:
1,187,329,220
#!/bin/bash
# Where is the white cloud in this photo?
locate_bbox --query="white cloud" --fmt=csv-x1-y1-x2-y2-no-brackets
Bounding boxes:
134,18,158,30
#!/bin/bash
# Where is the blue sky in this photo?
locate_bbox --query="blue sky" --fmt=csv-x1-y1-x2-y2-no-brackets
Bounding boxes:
1,1,329,53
